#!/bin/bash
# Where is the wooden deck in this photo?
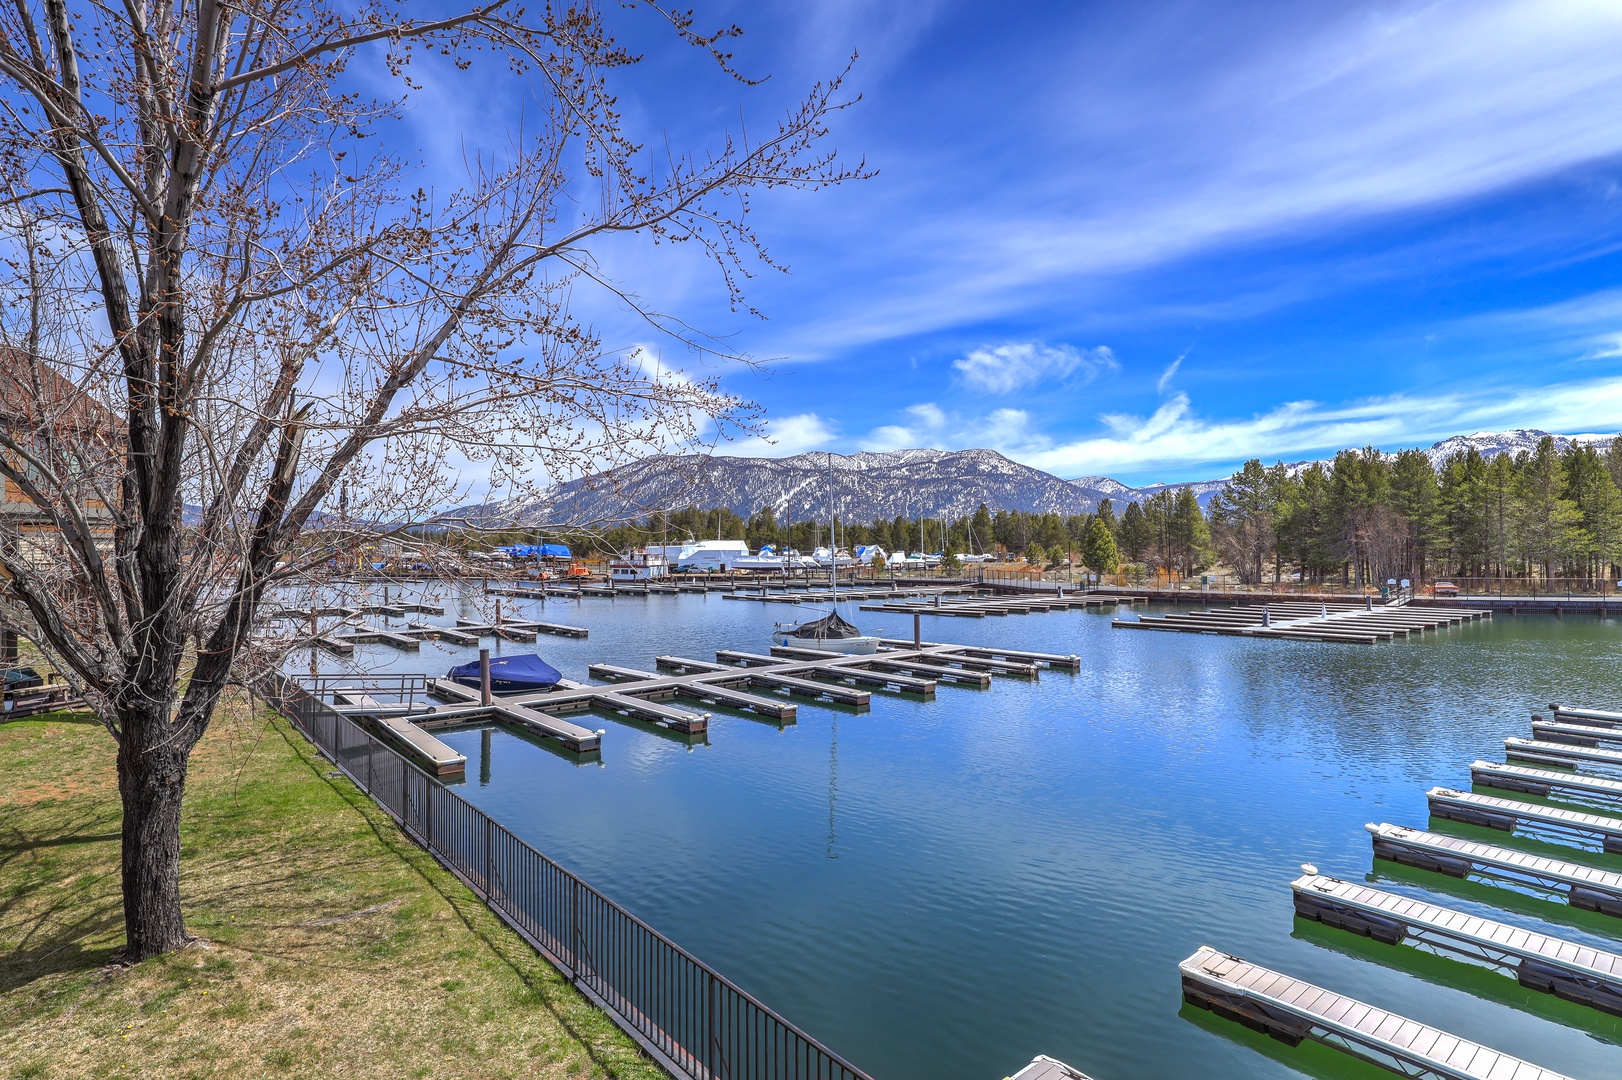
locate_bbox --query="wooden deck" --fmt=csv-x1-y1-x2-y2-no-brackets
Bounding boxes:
1427,786,1622,854
1114,601,1488,643
1292,873,1622,1016
1180,946,1576,1079
1368,821,1622,916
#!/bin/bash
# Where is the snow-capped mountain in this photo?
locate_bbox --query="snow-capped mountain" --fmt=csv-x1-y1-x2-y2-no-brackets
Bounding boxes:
1418,429,1613,471
441,429,1619,528
445,448,1107,527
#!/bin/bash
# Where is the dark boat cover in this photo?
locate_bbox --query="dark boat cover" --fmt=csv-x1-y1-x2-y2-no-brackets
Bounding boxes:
781,611,864,640
447,653,563,693
2,666,42,690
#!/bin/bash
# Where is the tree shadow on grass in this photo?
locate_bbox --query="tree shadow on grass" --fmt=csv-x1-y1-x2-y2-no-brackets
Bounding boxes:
274,719,660,1080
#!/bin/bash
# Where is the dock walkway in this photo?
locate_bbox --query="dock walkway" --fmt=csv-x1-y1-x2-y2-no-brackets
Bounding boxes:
1368,821,1622,916
1292,873,1622,1016
1180,946,1576,1079
1471,759,1622,804
858,594,1143,618
1114,601,1487,643
1007,1056,1098,1080
1427,786,1622,854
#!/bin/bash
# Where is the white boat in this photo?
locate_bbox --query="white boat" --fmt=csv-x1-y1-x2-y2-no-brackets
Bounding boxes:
811,546,858,568
646,538,750,572
772,610,880,654
732,545,814,572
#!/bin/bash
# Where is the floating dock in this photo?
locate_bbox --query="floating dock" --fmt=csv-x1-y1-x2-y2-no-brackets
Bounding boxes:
1427,786,1622,854
1292,873,1622,1017
409,637,1076,743
1531,718,1622,748
1114,601,1488,643
1368,821,1622,916
1006,1056,1098,1080
1180,946,1576,1079
1471,759,1622,804
1505,736,1622,773
1549,703,1622,726
331,688,467,777
857,593,1142,618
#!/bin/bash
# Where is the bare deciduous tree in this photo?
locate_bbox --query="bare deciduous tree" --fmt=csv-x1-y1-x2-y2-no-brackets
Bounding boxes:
0,0,862,960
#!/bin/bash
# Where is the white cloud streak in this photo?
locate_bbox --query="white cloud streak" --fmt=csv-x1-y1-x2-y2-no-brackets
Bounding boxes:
855,374,1622,483
1156,355,1182,393
758,0,1622,357
951,342,1117,394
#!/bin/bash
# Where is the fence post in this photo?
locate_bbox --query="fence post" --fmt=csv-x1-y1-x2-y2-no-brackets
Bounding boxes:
572,876,581,976
708,970,718,1080
485,815,494,899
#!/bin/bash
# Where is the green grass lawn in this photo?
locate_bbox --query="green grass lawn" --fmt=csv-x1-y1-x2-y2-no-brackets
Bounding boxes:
0,695,665,1080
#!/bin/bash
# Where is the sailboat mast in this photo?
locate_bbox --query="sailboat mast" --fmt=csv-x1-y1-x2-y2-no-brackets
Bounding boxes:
828,450,837,606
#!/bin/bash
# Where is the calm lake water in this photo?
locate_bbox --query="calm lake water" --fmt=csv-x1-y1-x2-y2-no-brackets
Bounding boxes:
297,585,1622,1080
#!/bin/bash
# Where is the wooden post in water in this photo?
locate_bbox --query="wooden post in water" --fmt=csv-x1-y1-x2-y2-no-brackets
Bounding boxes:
913,612,922,649
479,648,493,706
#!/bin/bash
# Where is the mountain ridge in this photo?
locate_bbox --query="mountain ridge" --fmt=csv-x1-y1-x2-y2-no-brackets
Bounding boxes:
442,429,1617,527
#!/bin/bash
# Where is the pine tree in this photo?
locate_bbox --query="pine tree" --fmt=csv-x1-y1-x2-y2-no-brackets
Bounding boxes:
1082,517,1120,575
1118,500,1151,561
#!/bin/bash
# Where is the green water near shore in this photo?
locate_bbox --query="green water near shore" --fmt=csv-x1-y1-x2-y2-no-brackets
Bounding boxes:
304,589,1622,1079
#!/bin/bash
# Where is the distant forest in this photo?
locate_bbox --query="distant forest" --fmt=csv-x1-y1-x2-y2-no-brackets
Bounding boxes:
481,433,1622,586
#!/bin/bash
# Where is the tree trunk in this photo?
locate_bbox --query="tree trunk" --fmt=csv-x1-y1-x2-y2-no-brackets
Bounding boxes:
117,706,192,960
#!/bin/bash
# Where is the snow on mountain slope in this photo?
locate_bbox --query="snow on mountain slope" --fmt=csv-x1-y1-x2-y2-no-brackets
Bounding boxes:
440,429,1620,527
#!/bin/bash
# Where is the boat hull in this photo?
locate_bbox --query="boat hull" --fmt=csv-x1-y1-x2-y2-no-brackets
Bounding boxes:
770,632,881,654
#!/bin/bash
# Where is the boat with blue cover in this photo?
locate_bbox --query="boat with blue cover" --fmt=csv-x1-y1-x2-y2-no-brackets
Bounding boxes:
447,653,563,694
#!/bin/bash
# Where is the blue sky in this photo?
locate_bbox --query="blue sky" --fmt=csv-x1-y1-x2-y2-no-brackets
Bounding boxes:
401,1,1622,488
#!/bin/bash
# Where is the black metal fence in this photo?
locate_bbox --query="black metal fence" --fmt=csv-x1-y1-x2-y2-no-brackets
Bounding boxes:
258,674,873,1080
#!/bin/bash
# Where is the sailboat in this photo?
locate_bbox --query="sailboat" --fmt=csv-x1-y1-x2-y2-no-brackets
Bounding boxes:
771,453,880,654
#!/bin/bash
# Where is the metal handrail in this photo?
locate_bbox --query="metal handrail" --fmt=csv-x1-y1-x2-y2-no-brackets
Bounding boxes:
255,673,873,1080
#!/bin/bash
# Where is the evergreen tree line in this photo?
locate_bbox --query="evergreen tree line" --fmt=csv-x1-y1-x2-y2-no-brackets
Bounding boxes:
1203,435,1622,587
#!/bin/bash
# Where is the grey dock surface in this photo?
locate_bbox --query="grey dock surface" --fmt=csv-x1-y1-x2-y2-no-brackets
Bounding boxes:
858,593,1143,618
1531,719,1622,747
1428,786,1622,853
421,682,604,751
1006,1056,1099,1080
1368,821,1622,915
1179,945,1575,1079
1114,601,1488,643
1292,873,1622,1016
1471,759,1622,803
332,689,466,777
1506,736,1622,772
1551,704,1622,726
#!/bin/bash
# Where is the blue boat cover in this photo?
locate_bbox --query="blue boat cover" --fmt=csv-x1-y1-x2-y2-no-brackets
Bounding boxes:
496,543,572,559
447,653,563,693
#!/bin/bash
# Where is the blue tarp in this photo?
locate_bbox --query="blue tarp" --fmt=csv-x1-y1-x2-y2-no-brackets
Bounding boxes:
496,543,572,559
447,653,563,694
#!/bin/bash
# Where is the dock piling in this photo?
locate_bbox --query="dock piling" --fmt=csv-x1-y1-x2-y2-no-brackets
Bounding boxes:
479,648,492,706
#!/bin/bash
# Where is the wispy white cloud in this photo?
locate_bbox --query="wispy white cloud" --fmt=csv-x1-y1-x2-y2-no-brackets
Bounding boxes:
717,412,836,456
756,0,1622,357
951,342,1116,394
1156,355,1183,393
853,374,1622,483
1021,376,1622,480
